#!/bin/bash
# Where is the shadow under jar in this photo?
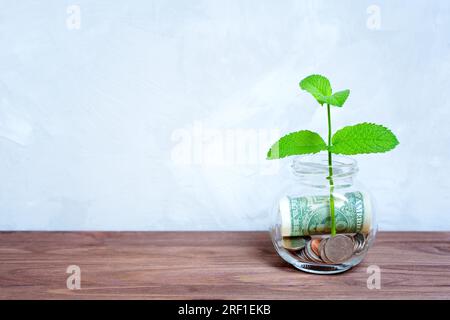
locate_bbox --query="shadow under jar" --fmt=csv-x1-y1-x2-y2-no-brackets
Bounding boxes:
270,154,377,274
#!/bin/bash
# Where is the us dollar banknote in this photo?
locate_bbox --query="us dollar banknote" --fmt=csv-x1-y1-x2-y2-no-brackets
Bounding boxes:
280,191,372,237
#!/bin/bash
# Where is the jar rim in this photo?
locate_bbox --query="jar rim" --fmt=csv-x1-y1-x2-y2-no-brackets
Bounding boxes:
291,154,358,180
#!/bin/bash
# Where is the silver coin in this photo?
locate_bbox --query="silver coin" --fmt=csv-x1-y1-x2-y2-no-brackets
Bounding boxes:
319,238,334,264
301,249,310,262
353,236,360,251
324,235,354,263
353,239,361,252
297,248,309,262
318,237,327,256
282,236,310,251
354,233,365,249
353,233,366,253
301,247,312,262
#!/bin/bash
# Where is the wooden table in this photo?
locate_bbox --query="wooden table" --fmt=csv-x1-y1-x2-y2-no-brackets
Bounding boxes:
0,232,449,299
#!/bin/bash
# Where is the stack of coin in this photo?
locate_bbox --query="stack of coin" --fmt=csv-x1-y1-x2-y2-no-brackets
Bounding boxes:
281,233,368,264
353,233,366,254
302,238,322,263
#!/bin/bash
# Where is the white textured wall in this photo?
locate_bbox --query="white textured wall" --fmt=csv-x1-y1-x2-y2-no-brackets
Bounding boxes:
1,0,449,231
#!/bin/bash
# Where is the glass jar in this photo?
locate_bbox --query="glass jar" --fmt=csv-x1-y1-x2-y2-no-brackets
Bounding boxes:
270,154,377,274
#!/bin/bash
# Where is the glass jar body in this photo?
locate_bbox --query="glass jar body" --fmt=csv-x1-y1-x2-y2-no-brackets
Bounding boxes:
270,155,377,274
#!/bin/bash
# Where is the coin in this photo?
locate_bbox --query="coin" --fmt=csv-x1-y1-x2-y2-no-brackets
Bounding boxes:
302,250,312,262
297,248,309,262
311,239,321,256
282,236,310,251
305,240,323,263
318,237,327,256
354,233,364,248
353,236,360,251
319,239,334,264
324,235,354,263
353,233,366,253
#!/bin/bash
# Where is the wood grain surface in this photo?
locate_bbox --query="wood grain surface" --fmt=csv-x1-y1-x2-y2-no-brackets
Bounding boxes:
0,231,449,300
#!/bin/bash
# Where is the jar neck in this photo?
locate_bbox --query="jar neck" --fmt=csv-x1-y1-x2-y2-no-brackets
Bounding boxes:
291,154,358,189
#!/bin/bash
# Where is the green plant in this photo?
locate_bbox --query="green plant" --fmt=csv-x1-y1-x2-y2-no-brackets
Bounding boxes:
267,74,399,236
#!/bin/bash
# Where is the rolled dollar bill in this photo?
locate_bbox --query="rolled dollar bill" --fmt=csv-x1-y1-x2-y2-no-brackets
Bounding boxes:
280,191,372,237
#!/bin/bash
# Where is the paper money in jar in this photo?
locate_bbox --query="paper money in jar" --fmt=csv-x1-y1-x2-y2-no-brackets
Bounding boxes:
279,191,372,237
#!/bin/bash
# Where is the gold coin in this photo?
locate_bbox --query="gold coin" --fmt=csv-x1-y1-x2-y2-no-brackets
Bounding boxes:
282,236,310,251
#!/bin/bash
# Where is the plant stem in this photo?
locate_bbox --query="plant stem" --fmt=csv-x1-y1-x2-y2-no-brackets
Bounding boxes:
327,103,336,236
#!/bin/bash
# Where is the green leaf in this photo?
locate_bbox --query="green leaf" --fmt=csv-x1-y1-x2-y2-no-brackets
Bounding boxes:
267,130,327,159
330,123,399,155
299,75,332,105
325,90,350,107
300,75,350,107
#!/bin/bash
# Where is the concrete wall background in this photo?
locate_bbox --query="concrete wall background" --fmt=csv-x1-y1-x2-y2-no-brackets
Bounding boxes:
1,0,449,230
